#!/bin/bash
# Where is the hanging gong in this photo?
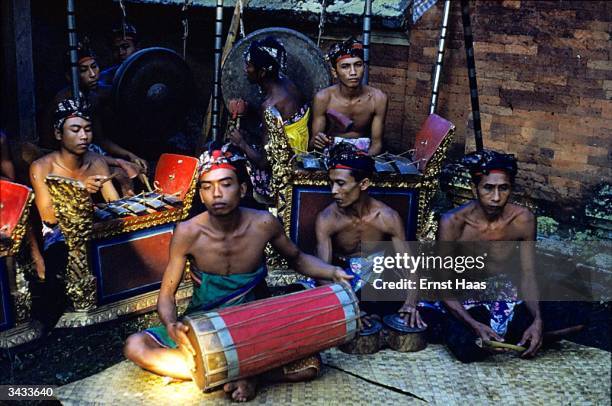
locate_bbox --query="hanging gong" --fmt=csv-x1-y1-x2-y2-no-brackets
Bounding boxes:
112,47,195,157
221,27,331,110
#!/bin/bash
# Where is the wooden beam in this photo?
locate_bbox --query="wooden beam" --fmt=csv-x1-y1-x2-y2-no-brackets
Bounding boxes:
3,0,37,143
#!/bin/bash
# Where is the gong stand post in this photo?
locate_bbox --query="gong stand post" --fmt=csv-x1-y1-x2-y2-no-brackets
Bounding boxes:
200,0,248,149
66,0,80,102
362,0,372,84
460,0,483,151
429,0,451,115
211,0,224,142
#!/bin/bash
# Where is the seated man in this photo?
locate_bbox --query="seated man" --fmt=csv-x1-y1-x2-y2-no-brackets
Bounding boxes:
30,98,120,329
314,143,424,328
98,22,140,89
123,145,351,402
310,37,388,156
228,37,309,202
40,42,147,193
435,150,584,362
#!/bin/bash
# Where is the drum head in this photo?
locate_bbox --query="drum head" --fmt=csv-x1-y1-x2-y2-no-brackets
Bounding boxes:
383,313,427,333
221,27,331,110
360,318,383,336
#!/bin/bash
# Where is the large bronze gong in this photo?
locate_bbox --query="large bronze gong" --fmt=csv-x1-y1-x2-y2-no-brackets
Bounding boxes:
221,27,331,110
112,47,195,159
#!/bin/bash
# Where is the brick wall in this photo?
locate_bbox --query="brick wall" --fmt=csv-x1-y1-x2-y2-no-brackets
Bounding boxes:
368,0,611,211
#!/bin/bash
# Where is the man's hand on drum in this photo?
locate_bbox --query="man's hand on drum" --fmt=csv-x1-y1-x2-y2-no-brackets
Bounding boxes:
399,300,427,329
168,321,196,361
312,132,332,150
331,267,353,286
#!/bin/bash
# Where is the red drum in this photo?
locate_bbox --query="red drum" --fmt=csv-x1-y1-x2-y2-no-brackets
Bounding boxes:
183,283,359,391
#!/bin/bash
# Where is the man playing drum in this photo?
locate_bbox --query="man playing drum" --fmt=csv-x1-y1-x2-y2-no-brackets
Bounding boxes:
124,145,352,402
29,98,120,330
310,37,388,156
314,143,424,329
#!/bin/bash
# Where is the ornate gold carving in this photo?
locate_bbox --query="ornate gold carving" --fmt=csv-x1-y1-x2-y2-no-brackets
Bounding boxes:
0,321,43,349
180,172,198,220
45,175,97,311
55,281,193,328
12,255,33,323
5,193,34,257
415,126,455,241
263,107,293,208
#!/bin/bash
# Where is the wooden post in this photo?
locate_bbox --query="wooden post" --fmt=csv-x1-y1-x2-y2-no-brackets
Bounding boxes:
199,0,250,149
2,0,37,143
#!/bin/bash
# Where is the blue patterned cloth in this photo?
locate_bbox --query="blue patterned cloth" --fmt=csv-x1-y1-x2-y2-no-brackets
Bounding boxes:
413,0,438,23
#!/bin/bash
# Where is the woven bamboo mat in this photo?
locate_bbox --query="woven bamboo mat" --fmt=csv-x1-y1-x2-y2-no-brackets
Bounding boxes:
56,341,611,405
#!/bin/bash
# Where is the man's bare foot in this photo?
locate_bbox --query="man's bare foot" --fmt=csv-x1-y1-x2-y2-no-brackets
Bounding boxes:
223,378,257,402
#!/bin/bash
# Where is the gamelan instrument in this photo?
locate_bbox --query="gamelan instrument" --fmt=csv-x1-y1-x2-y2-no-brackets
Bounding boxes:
339,313,383,355
475,338,526,353
183,283,359,391
94,192,182,221
0,180,35,346
112,47,196,160
41,154,198,324
383,313,427,352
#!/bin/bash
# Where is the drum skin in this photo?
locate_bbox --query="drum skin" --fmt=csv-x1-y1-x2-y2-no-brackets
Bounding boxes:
184,283,359,391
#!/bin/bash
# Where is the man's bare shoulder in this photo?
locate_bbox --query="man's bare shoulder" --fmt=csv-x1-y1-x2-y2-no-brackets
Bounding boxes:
314,86,335,104
244,207,281,230
370,197,400,220
440,202,475,229
365,85,387,101
506,203,535,225
176,212,206,233
31,152,57,174
317,203,340,222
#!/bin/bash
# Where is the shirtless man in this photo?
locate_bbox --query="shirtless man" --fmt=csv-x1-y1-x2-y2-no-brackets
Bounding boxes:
40,43,148,184
437,150,583,362
310,37,388,156
315,143,424,327
30,98,120,329
124,145,351,402
228,37,309,202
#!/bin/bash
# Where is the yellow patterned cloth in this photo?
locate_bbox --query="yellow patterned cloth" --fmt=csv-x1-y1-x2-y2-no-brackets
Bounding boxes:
283,106,310,154
282,353,321,377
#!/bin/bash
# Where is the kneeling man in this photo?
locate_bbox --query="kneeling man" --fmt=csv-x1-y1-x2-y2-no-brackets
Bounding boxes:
124,145,351,401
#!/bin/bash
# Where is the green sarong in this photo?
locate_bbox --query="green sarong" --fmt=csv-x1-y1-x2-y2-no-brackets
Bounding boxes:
145,264,267,348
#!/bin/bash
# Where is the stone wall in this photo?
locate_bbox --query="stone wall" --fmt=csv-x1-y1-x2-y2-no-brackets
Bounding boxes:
389,0,611,212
